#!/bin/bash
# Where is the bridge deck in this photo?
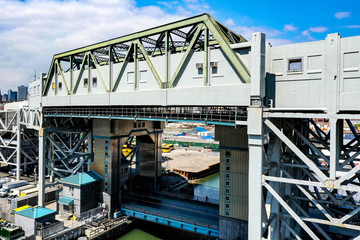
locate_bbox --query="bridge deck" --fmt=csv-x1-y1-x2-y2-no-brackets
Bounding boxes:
119,193,219,236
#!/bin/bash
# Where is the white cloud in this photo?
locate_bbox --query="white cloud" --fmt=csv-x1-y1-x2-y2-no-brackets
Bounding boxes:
225,18,236,27
284,24,297,32
301,30,315,40
309,27,328,33
301,30,311,36
233,26,281,41
268,38,294,46
335,11,351,19
0,0,209,92
346,25,360,29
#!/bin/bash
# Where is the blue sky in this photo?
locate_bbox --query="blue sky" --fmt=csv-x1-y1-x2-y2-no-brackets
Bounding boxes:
0,0,359,91
138,0,360,43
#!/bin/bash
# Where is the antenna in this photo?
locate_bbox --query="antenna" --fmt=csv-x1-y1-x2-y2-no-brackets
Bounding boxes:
30,69,37,81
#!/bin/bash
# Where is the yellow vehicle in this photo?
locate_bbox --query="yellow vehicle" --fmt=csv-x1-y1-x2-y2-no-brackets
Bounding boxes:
19,188,38,197
162,144,174,153
122,143,136,157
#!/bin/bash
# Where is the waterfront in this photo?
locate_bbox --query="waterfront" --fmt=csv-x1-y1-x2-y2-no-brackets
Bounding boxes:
118,173,220,239
193,172,220,201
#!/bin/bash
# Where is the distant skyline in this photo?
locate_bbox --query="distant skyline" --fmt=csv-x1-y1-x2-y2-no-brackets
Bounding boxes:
0,0,359,91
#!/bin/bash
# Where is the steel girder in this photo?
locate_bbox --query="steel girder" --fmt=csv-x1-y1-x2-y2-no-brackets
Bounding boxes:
41,124,93,180
263,117,360,240
0,109,39,179
42,14,250,96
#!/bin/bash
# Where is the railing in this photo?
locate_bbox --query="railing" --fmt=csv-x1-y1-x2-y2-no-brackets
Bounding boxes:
79,206,107,223
122,203,219,230
43,106,247,124
36,221,64,238
158,191,219,205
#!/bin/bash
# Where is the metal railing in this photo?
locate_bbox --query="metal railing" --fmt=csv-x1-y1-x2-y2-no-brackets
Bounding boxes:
122,203,219,230
43,106,247,124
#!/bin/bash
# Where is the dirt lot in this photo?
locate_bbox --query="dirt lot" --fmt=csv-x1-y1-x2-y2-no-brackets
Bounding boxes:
162,148,219,172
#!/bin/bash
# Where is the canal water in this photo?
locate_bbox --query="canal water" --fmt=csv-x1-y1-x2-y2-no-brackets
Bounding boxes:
192,172,220,201
118,173,220,240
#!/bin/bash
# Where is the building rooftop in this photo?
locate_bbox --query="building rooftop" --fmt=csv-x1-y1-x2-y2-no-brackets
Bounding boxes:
58,196,74,206
15,207,56,220
60,170,102,186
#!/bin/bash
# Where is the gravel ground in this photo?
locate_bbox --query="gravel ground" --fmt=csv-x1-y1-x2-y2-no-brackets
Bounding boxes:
162,148,219,172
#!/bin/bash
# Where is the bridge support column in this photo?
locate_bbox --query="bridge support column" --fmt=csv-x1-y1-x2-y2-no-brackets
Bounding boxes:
91,119,164,215
38,128,46,207
215,125,249,240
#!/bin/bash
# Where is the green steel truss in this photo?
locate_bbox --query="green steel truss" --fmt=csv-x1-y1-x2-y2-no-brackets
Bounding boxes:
43,14,250,96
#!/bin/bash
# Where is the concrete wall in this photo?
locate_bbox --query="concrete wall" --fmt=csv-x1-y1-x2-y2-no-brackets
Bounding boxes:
91,119,164,212
42,45,251,107
15,215,35,237
215,125,249,240
267,34,360,112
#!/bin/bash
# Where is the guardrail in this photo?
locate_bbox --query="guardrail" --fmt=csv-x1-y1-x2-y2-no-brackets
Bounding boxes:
121,203,218,230
120,204,219,237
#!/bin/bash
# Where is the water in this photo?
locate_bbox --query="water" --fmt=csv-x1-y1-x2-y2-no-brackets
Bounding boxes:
118,228,162,240
117,173,220,239
192,172,220,201
117,220,205,240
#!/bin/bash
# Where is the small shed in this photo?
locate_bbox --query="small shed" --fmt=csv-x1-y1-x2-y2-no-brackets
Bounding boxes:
14,207,56,237
58,171,102,217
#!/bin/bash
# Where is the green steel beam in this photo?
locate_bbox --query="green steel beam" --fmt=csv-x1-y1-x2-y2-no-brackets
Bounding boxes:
89,52,110,92
72,53,88,94
204,27,209,86
55,60,70,95
42,57,55,96
204,16,250,83
43,14,249,95
134,42,138,90
135,39,163,88
112,43,134,92
169,24,204,88
54,14,210,59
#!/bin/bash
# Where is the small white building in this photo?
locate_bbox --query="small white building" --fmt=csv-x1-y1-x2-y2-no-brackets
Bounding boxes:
14,207,56,237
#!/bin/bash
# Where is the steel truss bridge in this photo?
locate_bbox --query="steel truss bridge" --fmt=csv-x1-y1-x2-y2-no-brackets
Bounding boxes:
2,13,360,240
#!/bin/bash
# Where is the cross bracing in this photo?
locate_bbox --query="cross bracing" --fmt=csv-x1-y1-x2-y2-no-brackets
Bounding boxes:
42,13,250,96
262,117,360,239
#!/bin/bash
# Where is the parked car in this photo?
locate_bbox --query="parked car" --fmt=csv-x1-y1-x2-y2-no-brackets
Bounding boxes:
204,145,213,149
182,144,189,147
9,169,23,176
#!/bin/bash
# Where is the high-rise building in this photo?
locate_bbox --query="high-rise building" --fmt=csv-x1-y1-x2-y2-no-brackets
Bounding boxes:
7,89,17,102
18,85,28,100
0,89,2,102
3,94,8,102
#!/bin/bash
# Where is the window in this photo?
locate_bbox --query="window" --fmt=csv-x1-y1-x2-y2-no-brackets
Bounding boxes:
226,166,230,171
226,196,230,201
84,78,88,87
226,180,230,186
58,82,62,91
92,77,97,87
226,158,231,164
226,173,230,179
212,67,218,74
140,70,147,83
288,58,302,72
226,188,230,194
225,151,231,157
226,211,230,216
196,63,203,75
225,203,230,209
127,72,134,84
